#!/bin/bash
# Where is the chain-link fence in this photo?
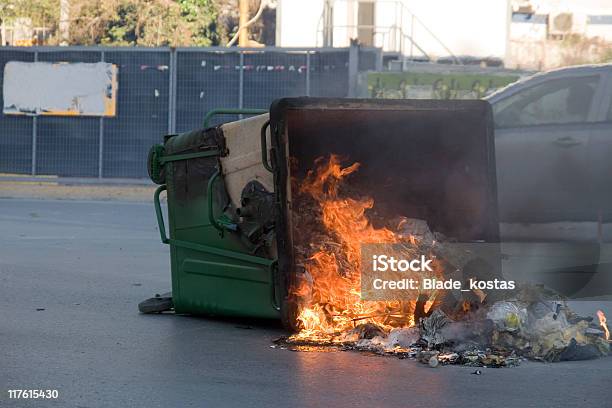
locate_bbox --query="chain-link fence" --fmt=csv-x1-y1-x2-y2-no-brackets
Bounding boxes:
0,46,381,179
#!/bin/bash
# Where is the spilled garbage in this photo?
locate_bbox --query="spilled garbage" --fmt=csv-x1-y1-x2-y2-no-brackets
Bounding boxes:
276,286,610,368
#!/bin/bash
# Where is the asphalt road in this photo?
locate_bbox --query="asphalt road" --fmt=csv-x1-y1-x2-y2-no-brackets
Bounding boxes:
1,198,611,408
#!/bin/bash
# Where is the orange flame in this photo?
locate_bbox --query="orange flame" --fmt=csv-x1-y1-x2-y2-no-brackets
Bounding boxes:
597,310,609,340
290,155,439,341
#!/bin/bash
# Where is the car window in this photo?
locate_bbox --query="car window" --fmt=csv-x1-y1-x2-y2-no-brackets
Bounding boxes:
493,75,599,128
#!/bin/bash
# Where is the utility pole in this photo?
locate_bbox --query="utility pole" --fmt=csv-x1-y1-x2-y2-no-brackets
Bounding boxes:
59,0,69,45
238,0,249,47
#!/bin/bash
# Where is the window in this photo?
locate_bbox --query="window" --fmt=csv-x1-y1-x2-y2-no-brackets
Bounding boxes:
493,75,599,128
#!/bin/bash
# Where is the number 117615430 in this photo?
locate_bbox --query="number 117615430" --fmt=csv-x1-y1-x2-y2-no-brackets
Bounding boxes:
8,389,59,399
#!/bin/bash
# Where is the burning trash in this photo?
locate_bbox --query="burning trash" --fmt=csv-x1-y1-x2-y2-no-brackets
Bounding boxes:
277,155,610,367
597,310,610,340
288,154,422,341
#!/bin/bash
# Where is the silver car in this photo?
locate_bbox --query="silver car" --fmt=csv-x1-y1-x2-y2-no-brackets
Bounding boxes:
486,65,612,298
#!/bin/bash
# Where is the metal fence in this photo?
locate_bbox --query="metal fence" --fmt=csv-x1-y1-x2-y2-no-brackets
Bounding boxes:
0,46,381,179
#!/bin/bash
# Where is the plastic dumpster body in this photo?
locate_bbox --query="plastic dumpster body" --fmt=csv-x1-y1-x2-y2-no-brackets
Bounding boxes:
150,112,280,319
148,98,499,327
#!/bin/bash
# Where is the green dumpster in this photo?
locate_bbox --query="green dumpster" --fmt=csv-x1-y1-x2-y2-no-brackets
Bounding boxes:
146,98,499,330
148,109,281,319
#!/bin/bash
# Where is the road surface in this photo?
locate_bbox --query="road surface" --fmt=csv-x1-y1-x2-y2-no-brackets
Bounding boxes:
1,198,611,408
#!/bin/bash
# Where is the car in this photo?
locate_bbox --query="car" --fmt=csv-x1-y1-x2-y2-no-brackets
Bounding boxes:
485,64,612,298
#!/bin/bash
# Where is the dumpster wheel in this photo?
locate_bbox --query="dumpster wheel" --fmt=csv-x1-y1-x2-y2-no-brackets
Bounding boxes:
138,293,173,314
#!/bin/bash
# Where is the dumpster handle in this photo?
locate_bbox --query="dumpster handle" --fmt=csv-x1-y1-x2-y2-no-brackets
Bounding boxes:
207,168,240,235
202,108,267,235
203,108,267,128
270,261,281,311
260,120,274,173
207,168,224,234
154,185,169,244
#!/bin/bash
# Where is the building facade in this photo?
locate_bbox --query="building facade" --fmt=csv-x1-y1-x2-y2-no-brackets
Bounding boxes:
276,0,612,69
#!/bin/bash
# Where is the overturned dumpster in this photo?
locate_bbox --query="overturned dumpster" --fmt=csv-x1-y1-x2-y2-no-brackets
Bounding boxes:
145,98,497,321
144,98,609,363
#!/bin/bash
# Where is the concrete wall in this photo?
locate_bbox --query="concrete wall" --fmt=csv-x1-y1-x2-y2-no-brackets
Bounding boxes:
403,0,510,58
276,0,325,47
276,0,511,59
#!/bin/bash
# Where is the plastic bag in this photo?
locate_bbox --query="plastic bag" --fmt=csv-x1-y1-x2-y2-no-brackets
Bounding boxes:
487,301,527,333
